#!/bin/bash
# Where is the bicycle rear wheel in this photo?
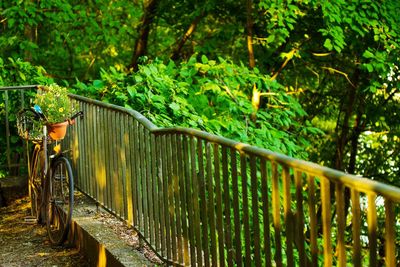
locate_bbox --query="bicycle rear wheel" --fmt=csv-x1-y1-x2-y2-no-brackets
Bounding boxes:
46,156,74,245
29,145,45,223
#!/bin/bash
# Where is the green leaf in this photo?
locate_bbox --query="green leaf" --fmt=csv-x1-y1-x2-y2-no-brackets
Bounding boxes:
201,55,208,64
169,102,180,111
18,71,26,81
93,80,104,88
363,50,374,59
365,64,373,72
323,38,333,50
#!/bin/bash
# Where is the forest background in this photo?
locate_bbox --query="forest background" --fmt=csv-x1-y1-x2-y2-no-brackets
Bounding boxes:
0,0,400,189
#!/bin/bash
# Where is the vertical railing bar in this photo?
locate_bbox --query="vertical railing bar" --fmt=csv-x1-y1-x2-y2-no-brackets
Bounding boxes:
140,125,148,237
70,99,79,188
146,129,154,246
183,136,196,266
366,193,377,267
271,162,282,267
88,103,92,197
125,116,134,226
240,154,251,267
91,104,98,201
177,134,190,265
206,142,217,266
167,134,177,262
134,120,145,232
351,189,362,267
231,148,242,267
308,174,318,267
385,200,395,267
84,103,90,196
109,110,116,212
135,120,143,231
213,143,225,267
222,146,233,267
250,155,261,267
161,135,171,259
151,134,160,252
172,134,183,264
336,183,346,267
113,111,121,215
76,101,84,189
294,170,306,267
156,134,166,256
197,138,209,267
99,109,108,207
76,102,87,191
106,110,115,210
115,111,122,216
20,90,27,170
321,178,332,267
282,166,294,266
89,104,96,199
120,113,128,220
261,159,272,267
190,136,202,266
96,106,103,206
4,91,11,171
131,120,138,227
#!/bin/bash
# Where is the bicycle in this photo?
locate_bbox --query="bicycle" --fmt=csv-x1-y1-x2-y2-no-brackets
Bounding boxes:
17,105,83,245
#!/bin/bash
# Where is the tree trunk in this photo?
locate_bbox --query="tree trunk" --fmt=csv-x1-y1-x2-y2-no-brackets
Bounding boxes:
171,12,204,60
246,0,255,69
129,0,158,71
333,68,360,171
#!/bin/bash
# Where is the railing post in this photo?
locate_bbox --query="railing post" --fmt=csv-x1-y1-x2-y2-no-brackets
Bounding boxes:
4,90,11,171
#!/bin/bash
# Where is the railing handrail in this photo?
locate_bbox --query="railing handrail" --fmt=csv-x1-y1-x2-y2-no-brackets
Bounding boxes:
69,94,158,131
0,85,39,91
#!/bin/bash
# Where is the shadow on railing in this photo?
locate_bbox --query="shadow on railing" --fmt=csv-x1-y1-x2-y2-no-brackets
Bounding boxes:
2,86,400,266
67,94,400,267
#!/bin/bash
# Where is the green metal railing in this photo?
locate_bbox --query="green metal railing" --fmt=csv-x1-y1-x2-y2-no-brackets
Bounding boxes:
66,94,400,266
2,86,400,266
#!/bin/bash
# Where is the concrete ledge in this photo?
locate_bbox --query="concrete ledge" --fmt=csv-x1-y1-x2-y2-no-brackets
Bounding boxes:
68,193,153,267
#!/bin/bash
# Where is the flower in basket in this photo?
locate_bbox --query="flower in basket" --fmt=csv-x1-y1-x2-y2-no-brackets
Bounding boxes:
33,84,76,124
33,84,76,140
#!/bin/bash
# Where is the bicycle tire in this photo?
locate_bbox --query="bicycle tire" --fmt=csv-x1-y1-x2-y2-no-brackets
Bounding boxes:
46,156,74,245
29,145,45,224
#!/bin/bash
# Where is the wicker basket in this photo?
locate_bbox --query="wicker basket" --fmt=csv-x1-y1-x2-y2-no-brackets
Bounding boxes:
16,109,44,142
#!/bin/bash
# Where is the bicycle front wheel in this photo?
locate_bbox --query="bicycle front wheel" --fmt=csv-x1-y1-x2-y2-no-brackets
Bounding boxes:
46,156,74,245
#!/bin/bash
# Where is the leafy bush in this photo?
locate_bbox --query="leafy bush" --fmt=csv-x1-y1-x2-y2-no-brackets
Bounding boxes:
0,57,53,175
75,55,320,158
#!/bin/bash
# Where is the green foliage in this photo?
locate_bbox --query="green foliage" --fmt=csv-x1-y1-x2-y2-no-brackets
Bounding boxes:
0,57,53,173
75,55,319,158
0,0,141,80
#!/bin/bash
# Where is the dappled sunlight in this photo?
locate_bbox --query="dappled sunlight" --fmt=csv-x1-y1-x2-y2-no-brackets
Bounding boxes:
73,135,79,163
95,164,107,191
234,143,249,152
97,245,107,267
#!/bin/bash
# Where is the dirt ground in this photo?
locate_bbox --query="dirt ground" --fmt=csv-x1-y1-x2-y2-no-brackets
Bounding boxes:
0,196,89,267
